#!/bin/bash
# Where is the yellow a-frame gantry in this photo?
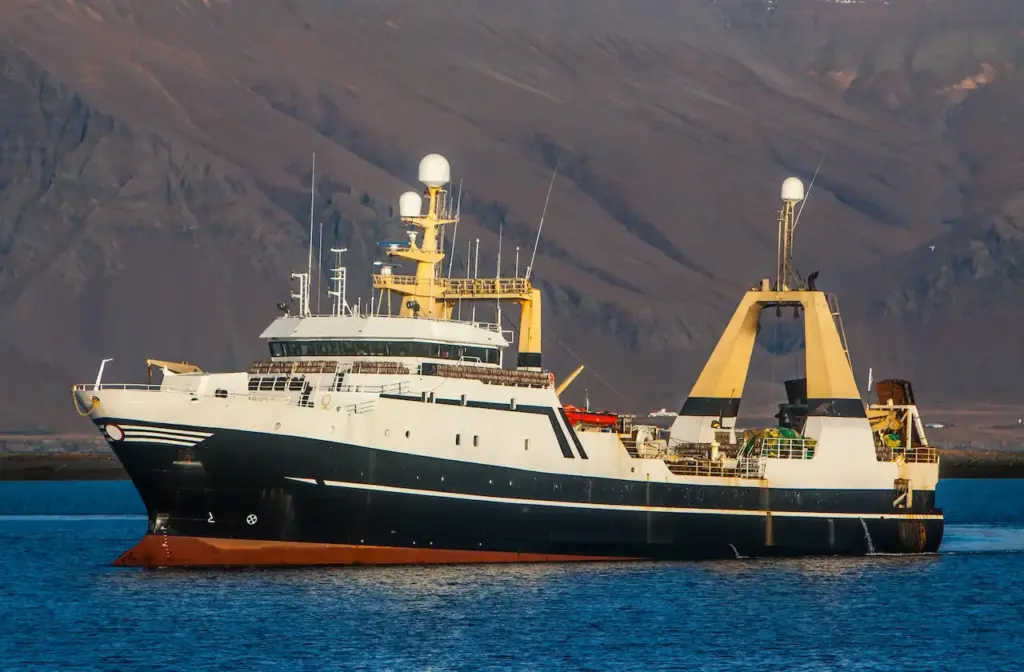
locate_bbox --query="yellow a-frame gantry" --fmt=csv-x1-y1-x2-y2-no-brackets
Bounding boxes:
672,177,864,443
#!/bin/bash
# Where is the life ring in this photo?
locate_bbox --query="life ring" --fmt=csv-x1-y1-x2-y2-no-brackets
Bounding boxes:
547,372,555,387
321,394,331,408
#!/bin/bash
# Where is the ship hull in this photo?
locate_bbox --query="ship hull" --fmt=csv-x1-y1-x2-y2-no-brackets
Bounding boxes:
107,421,944,567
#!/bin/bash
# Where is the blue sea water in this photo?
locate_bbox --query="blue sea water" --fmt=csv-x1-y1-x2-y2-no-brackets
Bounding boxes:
0,480,1022,671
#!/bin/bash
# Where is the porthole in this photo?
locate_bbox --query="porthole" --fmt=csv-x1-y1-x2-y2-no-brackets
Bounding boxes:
456,434,461,446
273,422,281,430
473,435,479,447
384,429,390,437
524,439,529,451
405,430,410,438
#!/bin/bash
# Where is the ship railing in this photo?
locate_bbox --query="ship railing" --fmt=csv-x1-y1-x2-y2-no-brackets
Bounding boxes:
736,457,766,478
664,456,766,479
338,400,377,415
74,383,164,392
668,440,740,459
421,362,552,388
75,382,297,405
299,310,507,333
875,445,939,464
758,437,817,460
443,277,532,297
372,274,533,302
329,381,410,395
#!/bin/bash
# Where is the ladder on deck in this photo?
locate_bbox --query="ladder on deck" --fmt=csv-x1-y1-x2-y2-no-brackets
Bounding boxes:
826,293,854,372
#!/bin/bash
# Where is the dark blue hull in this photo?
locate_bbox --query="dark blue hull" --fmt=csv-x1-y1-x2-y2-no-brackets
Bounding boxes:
104,420,944,566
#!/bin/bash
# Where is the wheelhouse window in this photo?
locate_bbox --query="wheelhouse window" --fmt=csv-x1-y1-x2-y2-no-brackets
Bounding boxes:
268,339,500,364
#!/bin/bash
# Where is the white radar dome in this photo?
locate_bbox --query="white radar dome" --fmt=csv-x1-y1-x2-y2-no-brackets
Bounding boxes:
781,177,805,202
398,191,423,218
418,153,451,188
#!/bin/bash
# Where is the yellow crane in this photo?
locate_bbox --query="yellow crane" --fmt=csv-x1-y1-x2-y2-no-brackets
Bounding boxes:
555,365,585,396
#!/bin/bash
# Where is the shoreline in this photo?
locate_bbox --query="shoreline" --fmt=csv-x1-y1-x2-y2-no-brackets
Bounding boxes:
2,449,1023,481
1,454,130,481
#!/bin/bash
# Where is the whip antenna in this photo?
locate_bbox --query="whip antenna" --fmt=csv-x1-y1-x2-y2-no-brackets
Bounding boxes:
526,159,559,281
447,178,463,279
793,153,826,232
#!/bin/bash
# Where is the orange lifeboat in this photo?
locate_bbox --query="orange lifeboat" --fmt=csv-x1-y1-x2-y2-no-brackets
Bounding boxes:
562,405,618,429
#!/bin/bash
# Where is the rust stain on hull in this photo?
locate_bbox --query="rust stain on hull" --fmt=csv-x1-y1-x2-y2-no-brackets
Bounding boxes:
113,535,638,568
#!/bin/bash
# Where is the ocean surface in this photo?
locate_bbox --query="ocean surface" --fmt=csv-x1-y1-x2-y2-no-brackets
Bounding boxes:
1,480,1022,671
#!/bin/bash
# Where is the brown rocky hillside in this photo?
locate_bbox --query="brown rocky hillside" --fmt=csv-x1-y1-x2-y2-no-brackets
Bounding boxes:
0,0,1021,431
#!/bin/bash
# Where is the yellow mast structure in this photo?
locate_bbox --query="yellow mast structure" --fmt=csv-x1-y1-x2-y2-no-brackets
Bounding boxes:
372,154,544,371
675,176,862,443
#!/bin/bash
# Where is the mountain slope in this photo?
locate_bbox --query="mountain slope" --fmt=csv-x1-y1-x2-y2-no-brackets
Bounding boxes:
0,0,1021,430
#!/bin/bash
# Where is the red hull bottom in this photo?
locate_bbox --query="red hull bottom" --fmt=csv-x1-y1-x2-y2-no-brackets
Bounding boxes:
113,535,637,568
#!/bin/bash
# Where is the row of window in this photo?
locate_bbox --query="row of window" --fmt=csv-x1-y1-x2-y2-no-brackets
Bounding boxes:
269,340,500,364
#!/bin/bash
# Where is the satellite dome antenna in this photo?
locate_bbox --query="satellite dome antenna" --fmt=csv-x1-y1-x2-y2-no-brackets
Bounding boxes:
781,177,805,203
418,154,451,188
399,191,423,219
777,177,805,292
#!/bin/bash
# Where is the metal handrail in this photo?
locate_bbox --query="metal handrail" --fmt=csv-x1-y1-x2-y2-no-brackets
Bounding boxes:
73,380,386,408
760,437,817,460
333,381,408,395
373,274,532,298
876,445,939,464
74,383,164,392
287,308,506,333
666,456,766,479
341,400,377,415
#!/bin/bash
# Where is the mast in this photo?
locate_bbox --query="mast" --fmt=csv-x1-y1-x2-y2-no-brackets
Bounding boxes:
496,221,503,324
472,238,479,323
316,221,323,315
370,153,547,370
307,153,315,296
328,248,349,317
776,177,803,291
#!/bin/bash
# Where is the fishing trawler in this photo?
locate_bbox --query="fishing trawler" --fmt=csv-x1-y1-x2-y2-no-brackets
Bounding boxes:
72,156,942,567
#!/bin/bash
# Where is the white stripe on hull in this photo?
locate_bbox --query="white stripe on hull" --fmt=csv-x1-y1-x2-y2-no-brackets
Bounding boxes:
123,437,198,447
101,422,213,448
122,431,208,442
120,426,212,439
285,477,943,521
